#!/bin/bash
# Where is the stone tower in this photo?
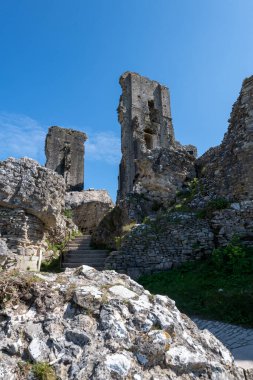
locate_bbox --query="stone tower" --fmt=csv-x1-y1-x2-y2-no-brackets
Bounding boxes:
45,126,87,192
117,72,175,201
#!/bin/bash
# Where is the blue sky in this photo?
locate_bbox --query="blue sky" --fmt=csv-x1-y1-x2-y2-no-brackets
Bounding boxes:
0,0,252,201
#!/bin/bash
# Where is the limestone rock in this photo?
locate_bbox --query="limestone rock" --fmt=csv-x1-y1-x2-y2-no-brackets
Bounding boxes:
0,267,245,379
0,238,17,270
65,190,114,234
0,157,73,270
0,157,65,228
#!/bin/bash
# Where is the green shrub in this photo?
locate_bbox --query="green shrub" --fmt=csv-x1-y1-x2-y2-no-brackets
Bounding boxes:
212,237,247,273
32,362,57,380
115,236,123,250
63,209,73,219
206,198,230,211
197,198,230,219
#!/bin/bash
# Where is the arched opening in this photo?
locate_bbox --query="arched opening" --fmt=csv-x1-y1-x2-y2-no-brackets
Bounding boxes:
148,99,159,123
144,133,153,150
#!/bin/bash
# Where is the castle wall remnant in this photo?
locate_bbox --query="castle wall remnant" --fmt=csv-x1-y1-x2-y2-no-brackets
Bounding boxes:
45,126,87,192
117,71,196,208
196,75,253,202
117,72,174,200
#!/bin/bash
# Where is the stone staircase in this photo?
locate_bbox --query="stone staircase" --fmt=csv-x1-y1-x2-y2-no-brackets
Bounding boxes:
61,235,110,270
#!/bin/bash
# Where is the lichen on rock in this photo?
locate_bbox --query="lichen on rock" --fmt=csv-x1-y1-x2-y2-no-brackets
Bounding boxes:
0,266,246,379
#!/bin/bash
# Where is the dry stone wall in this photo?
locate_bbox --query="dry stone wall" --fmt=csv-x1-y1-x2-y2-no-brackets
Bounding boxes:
105,213,214,279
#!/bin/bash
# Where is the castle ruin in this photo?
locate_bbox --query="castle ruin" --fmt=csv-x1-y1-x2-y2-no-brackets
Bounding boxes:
45,126,87,192
117,72,196,207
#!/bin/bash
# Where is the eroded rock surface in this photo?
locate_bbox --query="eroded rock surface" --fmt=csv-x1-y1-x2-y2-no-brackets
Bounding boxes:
196,75,253,202
0,157,65,227
0,267,246,379
65,190,114,234
0,158,71,270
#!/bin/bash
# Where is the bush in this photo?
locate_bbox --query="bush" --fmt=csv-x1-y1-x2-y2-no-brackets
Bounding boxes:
32,362,57,380
63,209,73,219
212,237,250,274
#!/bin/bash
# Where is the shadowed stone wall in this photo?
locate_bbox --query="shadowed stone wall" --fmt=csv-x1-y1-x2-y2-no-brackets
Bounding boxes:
45,126,87,191
196,76,253,202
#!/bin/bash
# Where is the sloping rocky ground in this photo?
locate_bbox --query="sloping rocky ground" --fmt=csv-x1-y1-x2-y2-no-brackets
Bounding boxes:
0,266,249,380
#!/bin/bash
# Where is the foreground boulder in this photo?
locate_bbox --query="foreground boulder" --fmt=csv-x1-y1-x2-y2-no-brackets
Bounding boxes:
0,267,247,379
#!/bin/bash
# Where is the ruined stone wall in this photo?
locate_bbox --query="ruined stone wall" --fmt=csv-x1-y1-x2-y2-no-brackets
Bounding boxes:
45,126,87,192
105,213,214,279
196,76,253,202
117,72,196,208
105,201,253,279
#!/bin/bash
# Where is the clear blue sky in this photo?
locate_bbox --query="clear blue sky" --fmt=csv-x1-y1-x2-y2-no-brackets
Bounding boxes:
0,0,252,201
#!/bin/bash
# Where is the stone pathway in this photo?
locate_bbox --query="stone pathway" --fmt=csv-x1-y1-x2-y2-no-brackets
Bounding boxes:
61,235,110,270
193,318,253,370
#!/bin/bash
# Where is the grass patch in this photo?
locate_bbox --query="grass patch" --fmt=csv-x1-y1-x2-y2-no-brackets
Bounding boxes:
32,362,57,380
41,230,82,273
139,243,253,327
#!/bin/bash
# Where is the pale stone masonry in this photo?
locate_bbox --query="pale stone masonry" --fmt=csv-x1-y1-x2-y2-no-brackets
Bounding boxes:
117,72,196,206
117,72,174,200
45,126,87,191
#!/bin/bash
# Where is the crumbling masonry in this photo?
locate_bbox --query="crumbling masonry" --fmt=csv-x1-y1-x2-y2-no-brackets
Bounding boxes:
117,72,197,207
45,126,87,191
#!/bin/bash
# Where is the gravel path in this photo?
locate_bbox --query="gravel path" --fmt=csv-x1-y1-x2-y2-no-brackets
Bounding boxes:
193,318,253,370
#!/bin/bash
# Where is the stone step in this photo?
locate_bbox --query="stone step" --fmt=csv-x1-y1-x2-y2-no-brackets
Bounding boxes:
65,251,109,257
63,257,108,264
64,255,109,261
66,250,109,255
61,263,105,270
67,244,91,249
73,236,91,241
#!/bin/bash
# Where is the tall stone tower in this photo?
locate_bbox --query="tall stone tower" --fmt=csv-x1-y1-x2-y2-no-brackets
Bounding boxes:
45,126,87,192
117,72,176,201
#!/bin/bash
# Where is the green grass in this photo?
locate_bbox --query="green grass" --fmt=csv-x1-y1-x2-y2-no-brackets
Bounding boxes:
139,245,253,327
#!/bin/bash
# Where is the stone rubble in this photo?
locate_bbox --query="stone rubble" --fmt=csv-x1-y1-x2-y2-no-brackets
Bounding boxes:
0,266,248,379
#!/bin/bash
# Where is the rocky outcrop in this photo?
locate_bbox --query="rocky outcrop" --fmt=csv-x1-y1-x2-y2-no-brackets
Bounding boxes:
65,190,114,234
0,238,16,271
0,158,69,270
0,157,65,227
196,75,253,202
45,126,87,192
0,267,246,379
